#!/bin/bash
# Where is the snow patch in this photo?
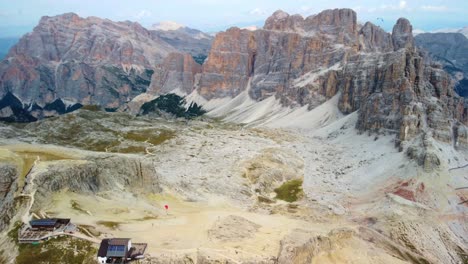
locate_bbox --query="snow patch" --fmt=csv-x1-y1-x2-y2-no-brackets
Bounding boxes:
293,63,342,88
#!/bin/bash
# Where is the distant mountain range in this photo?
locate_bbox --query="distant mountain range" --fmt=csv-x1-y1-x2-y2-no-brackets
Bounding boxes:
415,32,468,96
151,21,213,57
413,26,468,38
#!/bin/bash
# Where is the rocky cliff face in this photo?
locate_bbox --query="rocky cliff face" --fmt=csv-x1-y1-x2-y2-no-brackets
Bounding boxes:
1,9,467,165
0,163,18,231
0,13,177,120
415,32,468,97
148,52,202,95
194,9,468,158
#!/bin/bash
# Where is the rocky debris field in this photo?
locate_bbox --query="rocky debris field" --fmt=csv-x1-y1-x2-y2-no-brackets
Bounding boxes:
0,108,466,263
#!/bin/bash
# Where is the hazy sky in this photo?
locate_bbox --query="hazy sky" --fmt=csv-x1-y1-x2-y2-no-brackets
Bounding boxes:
0,0,467,37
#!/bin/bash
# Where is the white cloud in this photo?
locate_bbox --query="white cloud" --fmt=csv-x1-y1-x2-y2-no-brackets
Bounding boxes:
135,10,152,20
377,0,409,11
399,0,407,9
249,8,267,16
421,5,448,11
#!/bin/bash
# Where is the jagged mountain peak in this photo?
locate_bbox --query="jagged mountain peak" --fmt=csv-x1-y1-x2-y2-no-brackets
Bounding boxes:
392,17,414,50
271,9,290,19
263,8,357,34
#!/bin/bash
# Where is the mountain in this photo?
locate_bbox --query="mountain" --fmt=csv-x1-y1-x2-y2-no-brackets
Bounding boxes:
151,21,213,58
432,26,468,38
0,8,467,264
155,9,467,169
0,13,179,121
415,32,468,96
2,9,466,162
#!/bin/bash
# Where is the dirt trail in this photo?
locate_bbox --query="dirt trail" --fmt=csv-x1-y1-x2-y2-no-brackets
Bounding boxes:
19,156,40,225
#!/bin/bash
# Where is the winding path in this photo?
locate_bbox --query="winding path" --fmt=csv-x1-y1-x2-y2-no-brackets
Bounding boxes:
19,156,40,225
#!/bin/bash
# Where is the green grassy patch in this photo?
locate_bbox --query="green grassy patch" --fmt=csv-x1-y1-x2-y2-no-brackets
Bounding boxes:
123,129,175,145
7,221,22,244
15,236,97,264
80,105,102,112
0,249,6,264
274,179,304,203
114,145,147,154
71,200,88,214
97,221,121,230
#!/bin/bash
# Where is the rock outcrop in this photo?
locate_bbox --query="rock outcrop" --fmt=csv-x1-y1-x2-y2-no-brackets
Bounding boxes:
148,53,202,95
0,13,176,120
0,163,18,231
1,8,467,168
194,9,468,164
31,155,161,209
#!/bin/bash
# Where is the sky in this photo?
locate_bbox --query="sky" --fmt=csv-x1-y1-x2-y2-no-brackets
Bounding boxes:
0,0,467,37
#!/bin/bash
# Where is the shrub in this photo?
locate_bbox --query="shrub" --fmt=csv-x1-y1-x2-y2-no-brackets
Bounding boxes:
140,93,206,119
274,179,303,202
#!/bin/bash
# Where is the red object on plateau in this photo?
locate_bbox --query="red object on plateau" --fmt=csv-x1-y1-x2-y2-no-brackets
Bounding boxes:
164,205,169,210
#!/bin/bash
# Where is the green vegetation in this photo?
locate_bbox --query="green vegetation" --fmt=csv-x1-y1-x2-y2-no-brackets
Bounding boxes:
140,93,206,119
274,179,304,203
0,249,6,264
101,66,153,95
192,54,208,65
24,110,174,153
124,129,175,145
97,221,121,230
71,200,88,214
15,236,97,264
7,221,22,244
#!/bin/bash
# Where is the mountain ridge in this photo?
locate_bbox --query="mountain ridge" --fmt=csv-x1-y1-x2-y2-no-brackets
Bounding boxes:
0,8,467,161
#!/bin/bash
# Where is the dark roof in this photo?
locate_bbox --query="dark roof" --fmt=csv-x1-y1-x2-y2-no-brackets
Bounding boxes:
56,218,70,225
108,238,130,246
30,219,59,227
97,239,109,257
98,238,131,258
29,218,71,227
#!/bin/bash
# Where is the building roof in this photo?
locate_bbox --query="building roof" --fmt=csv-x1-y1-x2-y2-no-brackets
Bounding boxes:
108,238,130,246
30,219,59,227
98,238,131,258
29,218,71,227
97,239,109,257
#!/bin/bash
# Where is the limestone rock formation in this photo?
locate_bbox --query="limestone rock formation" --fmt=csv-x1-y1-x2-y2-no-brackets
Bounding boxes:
148,52,202,95
0,12,176,120
392,18,415,51
0,163,18,231
194,9,468,167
